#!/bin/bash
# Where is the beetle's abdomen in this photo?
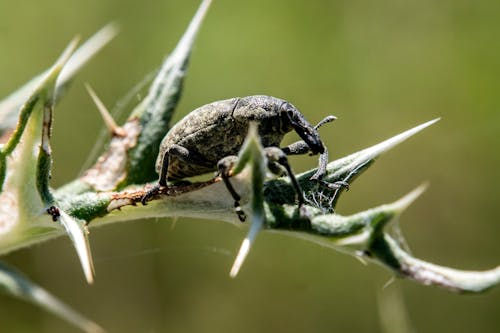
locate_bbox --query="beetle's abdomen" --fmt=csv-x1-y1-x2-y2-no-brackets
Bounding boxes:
164,122,248,179
156,96,287,180
167,159,215,180
156,98,243,177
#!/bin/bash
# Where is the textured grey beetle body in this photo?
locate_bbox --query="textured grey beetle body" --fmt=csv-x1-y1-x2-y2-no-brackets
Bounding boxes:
157,95,296,180
145,95,341,221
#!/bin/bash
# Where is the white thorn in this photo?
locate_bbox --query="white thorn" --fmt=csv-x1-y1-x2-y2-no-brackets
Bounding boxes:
58,23,119,88
59,210,95,284
229,211,264,278
85,83,125,137
54,37,81,73
363,118,441,161
229,238,251,278
392,183,429,214
382,276,396,289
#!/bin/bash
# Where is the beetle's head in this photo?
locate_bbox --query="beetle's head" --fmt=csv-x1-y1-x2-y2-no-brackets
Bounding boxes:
280,101,325,155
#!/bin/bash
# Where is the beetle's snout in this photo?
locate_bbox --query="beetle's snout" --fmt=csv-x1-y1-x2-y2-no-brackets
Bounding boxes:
310,139,325,155
281,102,326,155
290,116,325,154
301,128,325,155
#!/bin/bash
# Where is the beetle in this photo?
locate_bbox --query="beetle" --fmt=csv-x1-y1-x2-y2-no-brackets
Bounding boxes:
141,95,346,221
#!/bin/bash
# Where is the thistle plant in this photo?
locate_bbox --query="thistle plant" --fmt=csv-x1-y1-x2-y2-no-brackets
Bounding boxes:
0,1,498,332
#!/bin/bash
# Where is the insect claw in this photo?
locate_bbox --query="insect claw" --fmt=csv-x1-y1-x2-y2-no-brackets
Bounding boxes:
338,181,350,190
234,202,246,222
312,179,350,191
141,184,161,205
299,204,310,219
329,180,350,191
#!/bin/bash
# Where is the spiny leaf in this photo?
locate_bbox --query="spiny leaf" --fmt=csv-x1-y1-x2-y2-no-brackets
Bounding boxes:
56,24,118,96
0,262,103,333
0,38,95,285
317,118,440,184
125,0,214,185
308,184,427,244
36,38,80,204
0,25,117,136
385,239,500,293
0,38,79,193
131,0,213,120
276,184,500,293
296,118,440,211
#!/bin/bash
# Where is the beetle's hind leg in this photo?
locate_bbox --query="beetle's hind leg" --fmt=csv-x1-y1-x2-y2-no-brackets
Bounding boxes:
217,156,246,222
141,144,214,205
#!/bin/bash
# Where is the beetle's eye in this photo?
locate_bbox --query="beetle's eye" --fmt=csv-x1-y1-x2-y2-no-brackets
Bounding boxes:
283,104,294,116
280,102,291,112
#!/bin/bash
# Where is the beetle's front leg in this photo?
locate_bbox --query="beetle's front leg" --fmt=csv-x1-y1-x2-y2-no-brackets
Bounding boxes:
282,115,333,180
281,141,347,188
282,115,336,156
265,147,309,219
217,156,246,222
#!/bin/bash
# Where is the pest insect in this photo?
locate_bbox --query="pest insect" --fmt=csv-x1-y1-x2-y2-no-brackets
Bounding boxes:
46,206,61,222
141,95,346,220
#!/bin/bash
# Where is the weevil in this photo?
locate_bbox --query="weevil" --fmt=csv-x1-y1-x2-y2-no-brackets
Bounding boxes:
141,95,347,221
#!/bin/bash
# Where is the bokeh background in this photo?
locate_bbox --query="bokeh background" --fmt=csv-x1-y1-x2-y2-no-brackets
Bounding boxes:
1,0,499,332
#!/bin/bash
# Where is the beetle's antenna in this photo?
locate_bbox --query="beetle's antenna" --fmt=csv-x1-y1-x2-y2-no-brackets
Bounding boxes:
314,115,337,130
85,83,126,137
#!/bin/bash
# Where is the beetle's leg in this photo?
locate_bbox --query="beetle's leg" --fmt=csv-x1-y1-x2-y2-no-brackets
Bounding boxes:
142,144,214,205
281,115,336,156
141,184,161,205
281,115,348,189
217,156,246,222
281,141,310,155
141,149,171,205
282,142,348,190
265,147,308,218
309,146,329,182
308,147,349,190
158,144,216,185
157,150,170,187
281,140,330,178
168,144,214,170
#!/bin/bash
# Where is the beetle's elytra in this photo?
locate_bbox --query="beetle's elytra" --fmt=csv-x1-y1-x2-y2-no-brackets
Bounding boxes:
142,95,346,221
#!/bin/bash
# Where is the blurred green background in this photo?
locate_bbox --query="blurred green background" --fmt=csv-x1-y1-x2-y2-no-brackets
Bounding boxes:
1,0,499,332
